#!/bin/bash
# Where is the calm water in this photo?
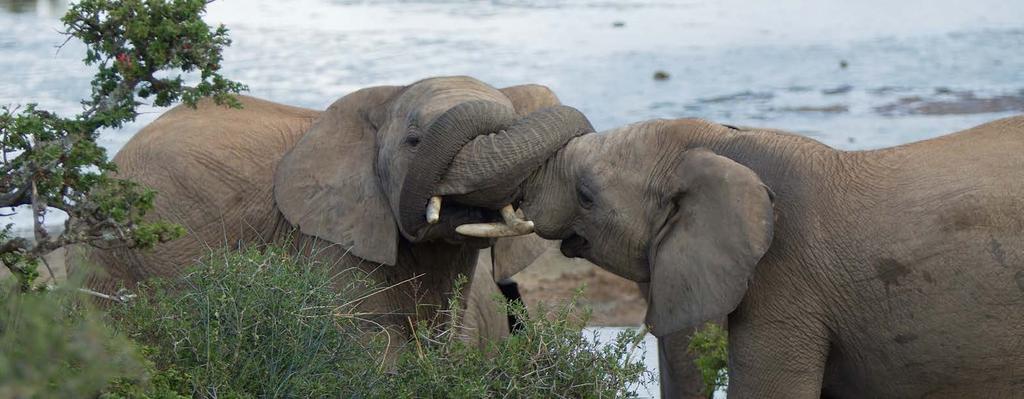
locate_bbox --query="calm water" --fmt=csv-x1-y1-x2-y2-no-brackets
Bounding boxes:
3,0,1023,230
4,1,1020,395
3,0,1023,154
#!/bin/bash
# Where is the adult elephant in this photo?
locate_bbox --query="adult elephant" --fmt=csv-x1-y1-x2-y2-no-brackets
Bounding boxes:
79,76,590,347
454,116,1024,398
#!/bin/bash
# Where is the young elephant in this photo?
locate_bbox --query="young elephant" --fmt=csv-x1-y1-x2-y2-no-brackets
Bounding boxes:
78,76,588,347
455,116,1024,398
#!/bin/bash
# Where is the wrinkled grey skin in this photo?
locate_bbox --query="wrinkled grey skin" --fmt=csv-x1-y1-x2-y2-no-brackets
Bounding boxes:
515,116,1024,398
78,76,574,348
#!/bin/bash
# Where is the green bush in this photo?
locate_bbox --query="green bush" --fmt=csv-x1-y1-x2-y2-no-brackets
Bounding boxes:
111,247,383,398
109,246,651,398
388,289,650,398
688,322,729,396
1,245,656,398
0,279,144,398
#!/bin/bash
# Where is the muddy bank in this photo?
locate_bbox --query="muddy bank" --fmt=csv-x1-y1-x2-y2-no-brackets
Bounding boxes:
514,247,646,326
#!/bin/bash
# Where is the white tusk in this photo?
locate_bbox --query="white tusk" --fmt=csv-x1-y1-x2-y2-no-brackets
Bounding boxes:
500,204,533,230
456,204,534,238
426,196,442,224
456,221,534,237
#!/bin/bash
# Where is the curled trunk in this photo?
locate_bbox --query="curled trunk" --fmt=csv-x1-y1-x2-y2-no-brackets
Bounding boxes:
398,103,594,241
438,105,594,208
398,100,518,240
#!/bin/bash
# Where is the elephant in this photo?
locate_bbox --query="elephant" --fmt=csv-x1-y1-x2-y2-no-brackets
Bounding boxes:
480,115,1024,398
77,76,593,348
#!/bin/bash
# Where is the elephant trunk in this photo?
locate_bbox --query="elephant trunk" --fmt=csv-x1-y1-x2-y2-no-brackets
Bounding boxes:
438,105,595,208
397,100,518,240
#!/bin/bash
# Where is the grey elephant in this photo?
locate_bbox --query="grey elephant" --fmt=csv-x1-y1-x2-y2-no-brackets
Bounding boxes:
480,116,1024,397
79,76,593,347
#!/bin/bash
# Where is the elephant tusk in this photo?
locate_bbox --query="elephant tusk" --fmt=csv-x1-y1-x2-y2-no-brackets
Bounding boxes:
455,204,534,237
499,204,533,231
426,196,442,224
456,222,531,237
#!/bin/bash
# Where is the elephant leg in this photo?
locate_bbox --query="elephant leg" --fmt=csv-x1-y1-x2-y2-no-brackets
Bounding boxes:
461,263,511,348
727,310,830,398
638,282,710,398
658,324,724,399
496,278,525,334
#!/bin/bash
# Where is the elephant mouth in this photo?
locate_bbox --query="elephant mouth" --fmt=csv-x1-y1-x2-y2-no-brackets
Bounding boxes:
397,100,519,242
405,104,594,242
416,201,502,247
559,233,590,258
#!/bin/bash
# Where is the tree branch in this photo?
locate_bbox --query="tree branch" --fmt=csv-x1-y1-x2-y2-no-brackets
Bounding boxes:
0,182,31,208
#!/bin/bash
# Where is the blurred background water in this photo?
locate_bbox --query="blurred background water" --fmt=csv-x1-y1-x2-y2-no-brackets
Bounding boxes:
3,0,1023,154
3,1,1021,396
3,0,1022,229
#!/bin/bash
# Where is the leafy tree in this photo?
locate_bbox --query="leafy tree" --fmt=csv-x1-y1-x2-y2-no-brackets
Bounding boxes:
0,0,246,291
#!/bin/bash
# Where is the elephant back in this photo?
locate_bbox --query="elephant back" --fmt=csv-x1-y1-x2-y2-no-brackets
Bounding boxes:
81,96,320,293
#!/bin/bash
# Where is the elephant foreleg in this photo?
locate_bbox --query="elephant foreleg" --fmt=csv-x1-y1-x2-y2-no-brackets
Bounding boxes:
658,323,726,399
461,263,511,348
496,278,525,334
727,311,830,398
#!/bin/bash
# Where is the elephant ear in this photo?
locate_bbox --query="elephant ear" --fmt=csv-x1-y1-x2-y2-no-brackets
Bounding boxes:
646,148,774,337
486,234,557,282
274,86,402,265
500,84,561,116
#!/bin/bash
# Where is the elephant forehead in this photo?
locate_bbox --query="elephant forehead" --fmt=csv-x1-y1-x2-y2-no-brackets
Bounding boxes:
391,79,512,126
418,91,512,124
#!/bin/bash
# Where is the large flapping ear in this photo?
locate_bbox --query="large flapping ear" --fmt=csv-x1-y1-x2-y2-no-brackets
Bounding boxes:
500,84,562,115
479,234,558,282
274,86,403,265
646,148,774,337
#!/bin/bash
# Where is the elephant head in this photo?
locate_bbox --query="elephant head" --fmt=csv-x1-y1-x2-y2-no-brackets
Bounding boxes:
457,122,775,337
273,76,588,269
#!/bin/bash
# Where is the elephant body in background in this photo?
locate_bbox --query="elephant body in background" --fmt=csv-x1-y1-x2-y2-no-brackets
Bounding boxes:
79,76,581,346
509,116,1024,398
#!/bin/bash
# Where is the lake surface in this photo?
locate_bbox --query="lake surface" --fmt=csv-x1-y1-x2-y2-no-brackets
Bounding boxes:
3,0,1023,154
3,1,1020,395
3,0,1022,230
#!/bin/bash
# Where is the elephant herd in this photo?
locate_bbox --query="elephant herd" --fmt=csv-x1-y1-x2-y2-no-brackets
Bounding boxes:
71,76,1024,398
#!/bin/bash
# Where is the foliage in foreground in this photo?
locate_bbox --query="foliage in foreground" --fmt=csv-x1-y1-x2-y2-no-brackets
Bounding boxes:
110,247,380,398
0,0,246,290
394,289,650,398
0,279,144,398
688,322,729,396
109,246,651,398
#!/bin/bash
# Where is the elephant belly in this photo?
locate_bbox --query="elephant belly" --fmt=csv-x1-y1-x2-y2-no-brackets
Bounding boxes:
822,236,1024,398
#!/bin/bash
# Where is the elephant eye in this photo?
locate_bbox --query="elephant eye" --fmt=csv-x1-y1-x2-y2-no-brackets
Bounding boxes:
405,124,421,147
577,184,595,209
405,134,421,147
